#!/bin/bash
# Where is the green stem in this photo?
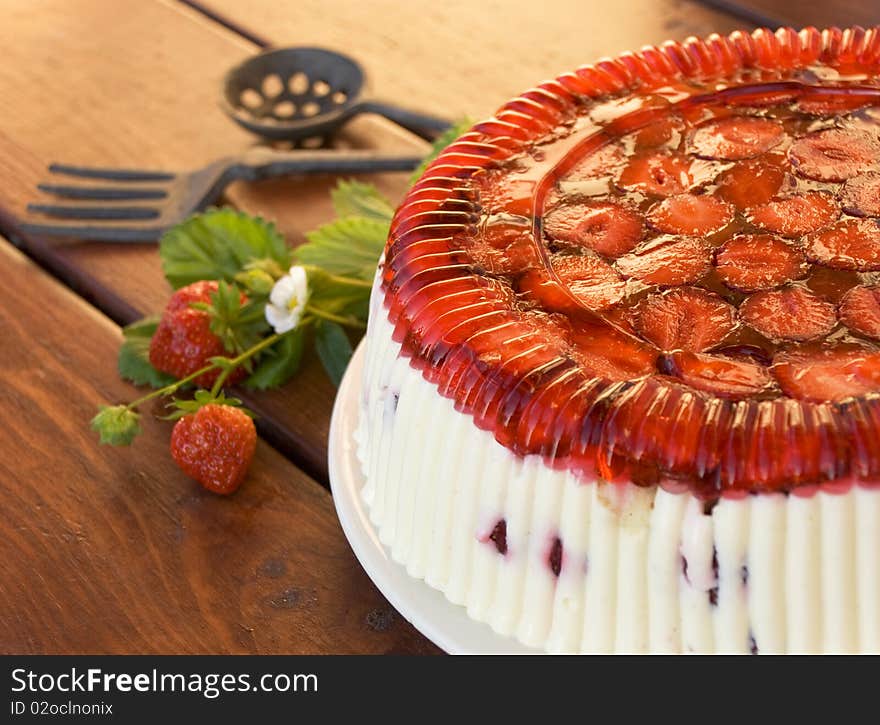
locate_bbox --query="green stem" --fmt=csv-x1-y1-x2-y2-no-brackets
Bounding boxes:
323,273,372,289
127,332,288,410
209,332,285,396
305,305,366,330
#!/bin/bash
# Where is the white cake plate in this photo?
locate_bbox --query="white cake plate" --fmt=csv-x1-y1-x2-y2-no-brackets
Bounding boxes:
328,341,539,654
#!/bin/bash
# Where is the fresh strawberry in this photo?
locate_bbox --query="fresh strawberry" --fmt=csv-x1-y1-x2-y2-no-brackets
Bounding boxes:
616,236,712,286
632,287,736,351
716,154,785,210
839,285,880,340
772,345,880,402
806,218,880,271
647,194,733,235
149,281,248,388
715,234,809,291
688,116,785,160
740,286,838,343
544,201,643,257
788,129,880,182
170,403,257,495
745,192,840,237
617,151,692,197
658,350,774,398
840,172,880,218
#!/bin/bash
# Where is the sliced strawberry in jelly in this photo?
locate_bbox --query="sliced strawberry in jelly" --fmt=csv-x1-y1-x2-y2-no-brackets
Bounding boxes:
805,266,862,303
474,172,536,217
616,236,712,286
788,129,880,182
745,192,840,237
647,194,734,236
633,287,736,352
463,222,540,275
716,155,786,210
840,285,880,340
519,254,625,311
634,117,684,150
740,286,838,343
688,116,785,160
659,350,774,398
543,201,643,257
715,234,808,292
840,172,880,218
617,151,693,197
806,218,880,271
568,320,657,381
773,344,880,402
568,143,626,180
796,92,875,116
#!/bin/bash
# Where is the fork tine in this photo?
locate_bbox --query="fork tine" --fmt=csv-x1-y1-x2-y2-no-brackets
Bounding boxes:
18,222,164,242
48,163,175,182
27,204,160,220
37,184,168,201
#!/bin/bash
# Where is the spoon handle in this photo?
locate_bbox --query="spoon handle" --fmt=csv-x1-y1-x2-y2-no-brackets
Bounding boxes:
355,100,452,140
229,147,424,180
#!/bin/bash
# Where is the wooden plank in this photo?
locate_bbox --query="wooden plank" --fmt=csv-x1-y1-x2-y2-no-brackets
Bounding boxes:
0,0,428,482
0,239,438,654
194,0,744,122
699,1,878,29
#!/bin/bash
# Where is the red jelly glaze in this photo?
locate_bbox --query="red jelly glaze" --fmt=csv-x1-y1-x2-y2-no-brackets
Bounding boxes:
383,27,880,498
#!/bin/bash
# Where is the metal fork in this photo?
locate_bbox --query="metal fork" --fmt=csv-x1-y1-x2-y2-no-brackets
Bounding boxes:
20,146,423,241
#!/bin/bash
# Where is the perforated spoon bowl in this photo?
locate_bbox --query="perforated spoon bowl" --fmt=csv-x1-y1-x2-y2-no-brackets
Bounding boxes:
222,47,451,142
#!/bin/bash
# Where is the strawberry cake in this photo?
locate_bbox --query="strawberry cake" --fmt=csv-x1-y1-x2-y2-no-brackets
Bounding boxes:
355,27,880,653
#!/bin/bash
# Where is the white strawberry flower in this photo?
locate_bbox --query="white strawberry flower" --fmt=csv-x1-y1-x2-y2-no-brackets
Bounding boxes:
265,265,310,334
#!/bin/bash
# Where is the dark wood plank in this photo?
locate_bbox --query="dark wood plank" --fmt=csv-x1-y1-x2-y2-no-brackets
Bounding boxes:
0,239,438,654
0,1,427,482
700,1,878,29
197,0,744,121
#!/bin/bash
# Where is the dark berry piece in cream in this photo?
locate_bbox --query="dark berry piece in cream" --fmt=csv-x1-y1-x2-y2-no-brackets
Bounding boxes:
549,537,563,577
489,519,508,556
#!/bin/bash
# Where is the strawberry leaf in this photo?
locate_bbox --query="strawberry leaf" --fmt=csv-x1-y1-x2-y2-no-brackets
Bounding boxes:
331,180,395,221
91,405,141,446
245,328,306,390
118,317,176,388
315,320,353,387
163,390,252,421
296,217,388,281
160,207,292,289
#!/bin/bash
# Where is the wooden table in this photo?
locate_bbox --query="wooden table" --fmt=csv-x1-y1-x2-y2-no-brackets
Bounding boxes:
0,0,868,654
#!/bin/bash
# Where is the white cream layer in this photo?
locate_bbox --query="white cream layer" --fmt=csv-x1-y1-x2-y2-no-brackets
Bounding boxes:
355,283,880,654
